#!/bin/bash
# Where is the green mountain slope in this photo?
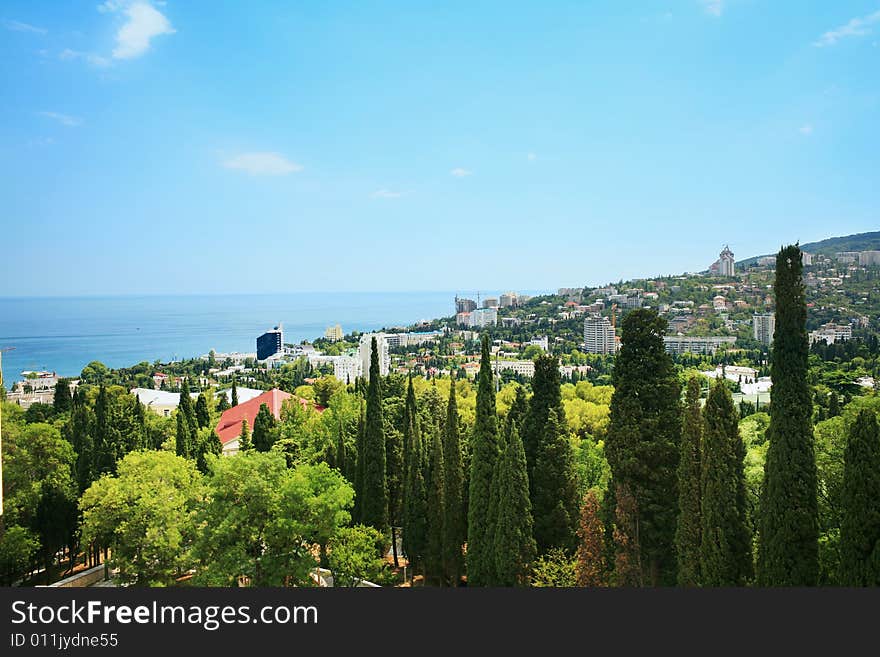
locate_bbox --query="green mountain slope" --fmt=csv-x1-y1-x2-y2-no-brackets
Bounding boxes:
738,231,880,267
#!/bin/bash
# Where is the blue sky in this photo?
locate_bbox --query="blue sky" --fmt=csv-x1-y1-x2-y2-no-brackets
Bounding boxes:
1,1,878,296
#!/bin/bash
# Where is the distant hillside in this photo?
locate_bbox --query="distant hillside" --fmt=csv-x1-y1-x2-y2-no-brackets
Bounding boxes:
738,231,880,267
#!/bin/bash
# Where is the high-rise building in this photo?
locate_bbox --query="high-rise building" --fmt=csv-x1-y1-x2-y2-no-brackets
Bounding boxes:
257,325,283,361
325,324,344,342
499,292,519,308
753,313,775,346
663,335,736,355
483,297,499,308
469,307,498,328
583,316,616,354
455,296,477,313
709,245,736,277
358,333,390,380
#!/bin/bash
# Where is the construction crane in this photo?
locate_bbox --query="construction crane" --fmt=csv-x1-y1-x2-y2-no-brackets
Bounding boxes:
610,303,618,328
0,346,16,525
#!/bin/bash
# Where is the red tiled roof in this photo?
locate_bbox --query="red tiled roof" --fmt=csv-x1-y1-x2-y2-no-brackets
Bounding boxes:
215,388,320,445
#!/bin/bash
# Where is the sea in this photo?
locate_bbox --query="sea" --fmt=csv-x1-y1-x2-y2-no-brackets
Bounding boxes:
0,291,548,385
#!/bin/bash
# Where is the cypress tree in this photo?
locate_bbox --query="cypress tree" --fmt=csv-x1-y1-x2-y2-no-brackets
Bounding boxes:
757,245,819,586
238,418,251,452
53,378,72,414
361,337,388,532
354,399,365,522
485,431,507,585
176,411,190,458
443,380,465,586
231,379,239,407
217,394,230,413
531,408,579,553
493,427,536,586
838,410,880,585
179,377,198,440
66,388,95,494
425,427,446,585
251,403,277,452
522,354,564,484
195,393,211,429
467,334,500,586
93,384,120,475
676,376,703,586
335,416,346,475
402,414,427,576
505,385,529,439
700,378,752,586
606,308,681,585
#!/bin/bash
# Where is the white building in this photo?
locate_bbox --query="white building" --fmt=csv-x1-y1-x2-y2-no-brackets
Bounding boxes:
333,356,362,384
466,308,497,328
663,335,736,355
859,251,880,266
359,333,390,380
753,313,775,346
528,336,549,352
583,316,616,354
809,323,852,345
499,292,519,308
491,360,536,378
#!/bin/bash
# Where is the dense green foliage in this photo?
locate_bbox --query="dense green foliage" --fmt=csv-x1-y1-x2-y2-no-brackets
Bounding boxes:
758,245,819,586
676,377,702,586
838,410,880,585
467,335,500,586
606,308,681,585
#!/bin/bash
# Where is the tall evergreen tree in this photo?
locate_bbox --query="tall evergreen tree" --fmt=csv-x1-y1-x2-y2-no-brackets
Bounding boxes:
442,380,465,586
505,385,529,439
251,403,277,452
178,377,198,440
361,337,388,532
493,427,536,586
485,431,507,585
217,394,230,413
402,414,427,576
757,245,819,586
467,334,500,586
231,379,239,407
676,376,703,586
354,399,365,523
700,379,752,586
66,388,95,494
238,418,251,452
606,308,681,586
425,428,446,585
176,411,190,458
195,393,211,429
531,409,579,553
53,378,72,414
335,416,346,476
93,384,120,475
838,410,880,586
522,354,565,484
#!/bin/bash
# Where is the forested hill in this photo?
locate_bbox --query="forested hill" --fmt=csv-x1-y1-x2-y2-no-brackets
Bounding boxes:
738,231,880,267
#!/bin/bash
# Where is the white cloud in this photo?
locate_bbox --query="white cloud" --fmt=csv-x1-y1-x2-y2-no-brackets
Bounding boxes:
38,111,83,127
371,189,404,199
222,152,303,176
700,0,723,17
97,1,125,13
59,48,110,67
3,19,47,34
799,123,814,136
450,167,472,177
814,10,880,47
111,2,175,59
